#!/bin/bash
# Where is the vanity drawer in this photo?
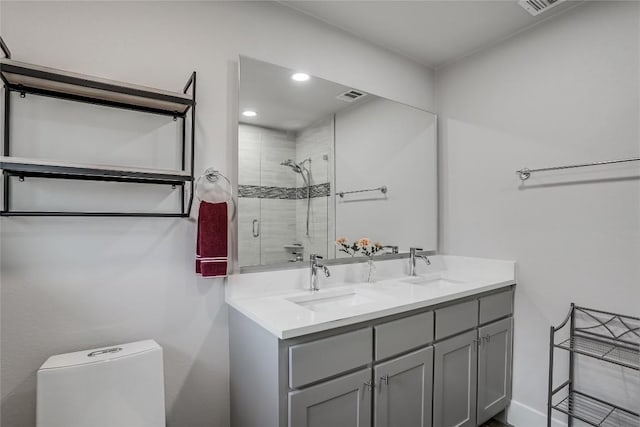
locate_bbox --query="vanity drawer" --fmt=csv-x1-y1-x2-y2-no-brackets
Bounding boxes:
375,311,434,360
435,300,478,340
289,328,372,389
479,289,513,324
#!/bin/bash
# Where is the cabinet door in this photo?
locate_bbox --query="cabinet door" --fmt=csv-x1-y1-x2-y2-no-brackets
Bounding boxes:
288,369,371,427
374,346,433,427
433,330,477,427
477,317,513,424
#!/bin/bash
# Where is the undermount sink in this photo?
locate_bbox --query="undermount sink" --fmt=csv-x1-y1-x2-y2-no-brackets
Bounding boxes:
400,275,466,287
284,275,469,313
287,289,379,312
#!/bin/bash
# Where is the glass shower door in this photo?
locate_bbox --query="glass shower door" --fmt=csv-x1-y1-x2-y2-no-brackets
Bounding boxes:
237,118,333,267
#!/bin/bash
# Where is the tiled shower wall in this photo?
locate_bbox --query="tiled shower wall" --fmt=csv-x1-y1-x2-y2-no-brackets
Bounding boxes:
295,117,333,260
238,119,333,266
238,124,296,266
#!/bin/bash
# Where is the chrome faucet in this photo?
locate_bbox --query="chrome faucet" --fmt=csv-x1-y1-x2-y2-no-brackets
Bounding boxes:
310,254,330,291
382,245,399,254
409,247,431,276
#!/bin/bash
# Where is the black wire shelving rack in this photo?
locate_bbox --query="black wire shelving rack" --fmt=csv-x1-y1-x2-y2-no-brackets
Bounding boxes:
547,304,639,427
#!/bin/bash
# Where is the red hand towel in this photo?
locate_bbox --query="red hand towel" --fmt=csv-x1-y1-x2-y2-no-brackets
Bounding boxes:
196,201,228,277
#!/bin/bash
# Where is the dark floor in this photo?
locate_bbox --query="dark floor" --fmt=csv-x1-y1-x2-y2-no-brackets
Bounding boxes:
480,420,511,427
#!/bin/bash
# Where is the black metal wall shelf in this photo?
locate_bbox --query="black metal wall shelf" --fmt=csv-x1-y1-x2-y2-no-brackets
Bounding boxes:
1,157,192,186
0,58,194,116
547,304,639,427
0,35,197,217
1,211,189,218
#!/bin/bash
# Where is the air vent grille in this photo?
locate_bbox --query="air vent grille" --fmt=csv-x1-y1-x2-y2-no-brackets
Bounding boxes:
336,89,367,103
518,0,564,16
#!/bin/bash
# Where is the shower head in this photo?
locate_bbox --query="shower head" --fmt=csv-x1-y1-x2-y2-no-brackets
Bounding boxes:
281,158,312,237
281,159,303,173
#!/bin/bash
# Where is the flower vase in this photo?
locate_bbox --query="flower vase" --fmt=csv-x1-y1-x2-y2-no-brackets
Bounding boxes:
367,258,376,283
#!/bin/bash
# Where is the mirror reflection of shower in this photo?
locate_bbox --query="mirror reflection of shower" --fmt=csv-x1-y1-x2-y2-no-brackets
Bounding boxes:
281,158,312,236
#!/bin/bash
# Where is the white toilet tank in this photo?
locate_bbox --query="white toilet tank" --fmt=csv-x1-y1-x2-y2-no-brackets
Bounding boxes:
37,339,166,427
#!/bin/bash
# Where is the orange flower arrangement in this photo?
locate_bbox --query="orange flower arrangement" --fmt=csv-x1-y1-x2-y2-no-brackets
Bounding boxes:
336,236,359,256
358,238,383,257
336,237,384,257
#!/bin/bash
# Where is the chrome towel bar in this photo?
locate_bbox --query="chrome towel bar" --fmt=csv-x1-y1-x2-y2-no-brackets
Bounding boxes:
517,157,640,181
336,185,387,198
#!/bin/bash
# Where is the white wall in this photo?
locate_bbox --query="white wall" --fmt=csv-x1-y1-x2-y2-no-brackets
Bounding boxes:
335,97,437,253
436,2,640,425
0,2,435,427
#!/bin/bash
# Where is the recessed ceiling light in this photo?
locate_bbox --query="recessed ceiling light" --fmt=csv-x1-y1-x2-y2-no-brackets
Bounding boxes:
242,110,257,117
291,73,310,82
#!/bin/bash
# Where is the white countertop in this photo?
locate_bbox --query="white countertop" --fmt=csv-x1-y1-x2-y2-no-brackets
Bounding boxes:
226,255,516,339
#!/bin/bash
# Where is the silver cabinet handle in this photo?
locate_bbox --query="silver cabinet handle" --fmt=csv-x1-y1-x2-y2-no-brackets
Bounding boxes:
364,380,376,392
252,219,260,238
483,334,491,344
379,375,389,391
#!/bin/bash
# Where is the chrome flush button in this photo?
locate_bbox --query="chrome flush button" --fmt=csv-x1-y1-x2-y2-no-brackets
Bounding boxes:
87,347,122,357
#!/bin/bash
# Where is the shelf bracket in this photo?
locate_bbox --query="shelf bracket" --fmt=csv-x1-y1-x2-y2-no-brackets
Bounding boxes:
15,84,26,98
0,35,10,59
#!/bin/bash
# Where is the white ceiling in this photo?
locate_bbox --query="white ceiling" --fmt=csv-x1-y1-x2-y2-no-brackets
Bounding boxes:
281,1,580,68
239,56,374,131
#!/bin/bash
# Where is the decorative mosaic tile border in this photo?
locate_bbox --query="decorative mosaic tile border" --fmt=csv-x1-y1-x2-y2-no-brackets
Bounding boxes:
303,183,331,199
239,182,330,199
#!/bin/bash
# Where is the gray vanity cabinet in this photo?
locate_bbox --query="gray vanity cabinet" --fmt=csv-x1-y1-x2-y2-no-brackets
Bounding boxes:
433,330,478,427
288,369,372,427
229,286,515,427
477,317,513,424
374,346,433,427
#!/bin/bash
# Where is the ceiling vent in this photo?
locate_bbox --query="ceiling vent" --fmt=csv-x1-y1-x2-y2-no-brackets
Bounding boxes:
336,89,367,103
518,0,565,16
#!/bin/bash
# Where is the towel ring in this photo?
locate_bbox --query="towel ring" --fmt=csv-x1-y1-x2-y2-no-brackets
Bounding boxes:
195,168,237,221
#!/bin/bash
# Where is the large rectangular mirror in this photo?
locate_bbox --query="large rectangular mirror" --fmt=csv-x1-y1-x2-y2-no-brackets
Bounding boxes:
237,56,437,269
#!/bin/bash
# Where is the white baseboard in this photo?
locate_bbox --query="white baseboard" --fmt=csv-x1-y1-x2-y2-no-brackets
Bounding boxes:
507,400,567,427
